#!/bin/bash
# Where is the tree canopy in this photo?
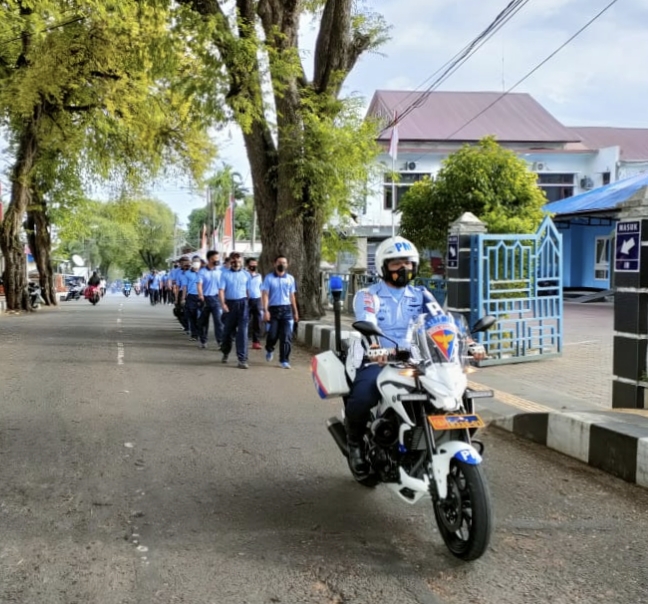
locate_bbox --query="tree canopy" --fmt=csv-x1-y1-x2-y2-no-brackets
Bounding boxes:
398,137,548,251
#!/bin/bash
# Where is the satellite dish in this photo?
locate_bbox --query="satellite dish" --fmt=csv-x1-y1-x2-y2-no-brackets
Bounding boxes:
71,254,84,267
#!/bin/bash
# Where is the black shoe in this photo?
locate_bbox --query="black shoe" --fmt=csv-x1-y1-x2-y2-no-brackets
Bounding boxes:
345,418,369,476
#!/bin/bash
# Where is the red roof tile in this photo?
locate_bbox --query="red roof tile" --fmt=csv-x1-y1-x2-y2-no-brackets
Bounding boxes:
570,127,648,161
368,90,580,144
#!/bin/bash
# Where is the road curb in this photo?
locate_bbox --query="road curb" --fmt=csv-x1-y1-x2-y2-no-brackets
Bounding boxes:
297,317,648,489
491,411,648,488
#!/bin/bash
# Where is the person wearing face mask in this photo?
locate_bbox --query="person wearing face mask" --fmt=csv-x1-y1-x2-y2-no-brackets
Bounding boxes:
261,255,299,369
197,250,223,349
345,237,438,476
245,257,263,350
218,252,252,368
182,255,204,341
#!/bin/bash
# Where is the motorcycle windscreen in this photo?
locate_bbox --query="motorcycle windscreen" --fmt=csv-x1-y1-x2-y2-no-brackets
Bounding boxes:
415,313,467,365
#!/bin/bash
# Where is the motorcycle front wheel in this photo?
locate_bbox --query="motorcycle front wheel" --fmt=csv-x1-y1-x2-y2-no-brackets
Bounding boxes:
433,459,492,561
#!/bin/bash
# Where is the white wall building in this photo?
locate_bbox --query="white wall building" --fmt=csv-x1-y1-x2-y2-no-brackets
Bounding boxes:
353,90,648,272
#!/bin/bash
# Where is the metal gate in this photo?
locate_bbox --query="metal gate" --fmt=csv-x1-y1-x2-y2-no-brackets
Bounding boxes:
471,216,563,365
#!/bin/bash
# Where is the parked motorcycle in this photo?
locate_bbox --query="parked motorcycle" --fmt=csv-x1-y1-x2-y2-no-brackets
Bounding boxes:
311,277,496,561
85,284,101,305
28,282,43,310
123,283,132,297
64,283,84,301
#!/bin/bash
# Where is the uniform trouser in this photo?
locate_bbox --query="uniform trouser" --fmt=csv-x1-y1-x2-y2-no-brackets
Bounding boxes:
345,364,382,423
175,294,188,329
199,295,223,345
266,305,294,363
185,294,202,338
150,289,160,305
248,297,263,343
221,298,249,362
168,289,176,305
161,289,167,304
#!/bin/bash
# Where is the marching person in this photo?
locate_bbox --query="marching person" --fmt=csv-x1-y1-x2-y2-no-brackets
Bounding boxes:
261,255,299,369
182,255,204,341
246,257,263,350
219,252,251,368
197,250,223,349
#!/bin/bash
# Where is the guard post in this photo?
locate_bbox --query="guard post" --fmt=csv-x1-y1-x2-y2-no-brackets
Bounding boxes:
445,212,487,324
612,186,648,408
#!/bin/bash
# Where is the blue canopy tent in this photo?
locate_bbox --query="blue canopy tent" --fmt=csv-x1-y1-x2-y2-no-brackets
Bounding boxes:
544,171,648,290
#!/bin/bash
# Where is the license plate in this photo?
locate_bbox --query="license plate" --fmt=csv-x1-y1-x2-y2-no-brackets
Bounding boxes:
428,414,485,430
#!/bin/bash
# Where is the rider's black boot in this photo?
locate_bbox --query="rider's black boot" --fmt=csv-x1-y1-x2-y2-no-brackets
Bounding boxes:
345,417,370,476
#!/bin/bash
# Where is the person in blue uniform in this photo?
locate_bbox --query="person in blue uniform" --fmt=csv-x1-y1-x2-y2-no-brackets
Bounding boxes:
182,255,203,341
261,255,299,369
246,257,264,350
218,252,251,368
197,250,223,349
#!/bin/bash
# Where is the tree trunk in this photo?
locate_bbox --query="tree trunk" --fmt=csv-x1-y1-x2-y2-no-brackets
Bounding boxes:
0,116,40,311
26,189,56,306
181,0,374,319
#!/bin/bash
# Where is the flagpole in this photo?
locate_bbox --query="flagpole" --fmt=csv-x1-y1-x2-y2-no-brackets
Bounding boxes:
391,151,396,238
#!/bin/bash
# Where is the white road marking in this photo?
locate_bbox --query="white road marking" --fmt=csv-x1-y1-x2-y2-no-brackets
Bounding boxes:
117,318,122,324
124,442,134,448
117,343,124,365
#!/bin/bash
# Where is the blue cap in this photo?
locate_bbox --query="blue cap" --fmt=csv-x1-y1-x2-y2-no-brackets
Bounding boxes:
329,275,343,292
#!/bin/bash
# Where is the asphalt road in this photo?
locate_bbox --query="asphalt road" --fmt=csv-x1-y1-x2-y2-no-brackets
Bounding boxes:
1,295,647,604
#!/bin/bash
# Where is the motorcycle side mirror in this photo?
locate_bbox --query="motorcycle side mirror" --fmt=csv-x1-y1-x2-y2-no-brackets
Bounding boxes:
352,320,385,339
471,315,497,333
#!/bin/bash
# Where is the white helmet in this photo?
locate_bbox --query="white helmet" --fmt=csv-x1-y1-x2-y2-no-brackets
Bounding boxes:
375,236,419,286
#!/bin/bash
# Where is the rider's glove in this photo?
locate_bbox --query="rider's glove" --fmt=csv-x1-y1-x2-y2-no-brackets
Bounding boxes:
467,343,486,360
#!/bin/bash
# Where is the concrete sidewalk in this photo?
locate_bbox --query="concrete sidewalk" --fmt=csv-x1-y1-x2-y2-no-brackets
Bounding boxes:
296,305,648,489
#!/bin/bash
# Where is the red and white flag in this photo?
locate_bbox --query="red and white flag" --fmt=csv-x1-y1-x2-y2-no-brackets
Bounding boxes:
199,224,208,259
221,196,235,255
388,112,399,161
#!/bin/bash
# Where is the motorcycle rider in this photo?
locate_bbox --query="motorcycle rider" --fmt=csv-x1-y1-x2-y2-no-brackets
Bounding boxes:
88,271,101,287
346,236,485,477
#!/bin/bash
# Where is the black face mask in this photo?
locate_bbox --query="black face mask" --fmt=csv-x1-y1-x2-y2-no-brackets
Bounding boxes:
276,264,286,273
386,266,413,287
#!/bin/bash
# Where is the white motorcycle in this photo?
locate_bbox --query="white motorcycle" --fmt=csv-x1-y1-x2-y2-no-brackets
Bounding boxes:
311,285,496,561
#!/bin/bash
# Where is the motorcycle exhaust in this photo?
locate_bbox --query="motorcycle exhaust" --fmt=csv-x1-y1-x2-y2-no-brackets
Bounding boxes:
327,417,349,458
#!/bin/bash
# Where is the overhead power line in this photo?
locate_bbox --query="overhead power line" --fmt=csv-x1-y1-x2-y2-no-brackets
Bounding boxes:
443,0,621,140
400,0,621,168
0,15,85,48
381,0,532,133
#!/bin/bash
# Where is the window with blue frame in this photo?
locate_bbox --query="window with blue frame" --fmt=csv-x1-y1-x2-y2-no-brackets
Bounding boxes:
594,237,611,281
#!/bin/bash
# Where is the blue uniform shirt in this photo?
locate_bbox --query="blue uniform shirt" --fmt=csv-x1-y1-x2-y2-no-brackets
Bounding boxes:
219,269,250,300
353,281,443,349
183,270,201,295
199,267,221,297
149,274,161,290
248,272,262,299
169,267,180,285
261,272,296,306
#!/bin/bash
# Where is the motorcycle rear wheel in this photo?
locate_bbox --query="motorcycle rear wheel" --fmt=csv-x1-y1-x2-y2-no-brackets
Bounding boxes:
433,459,492,561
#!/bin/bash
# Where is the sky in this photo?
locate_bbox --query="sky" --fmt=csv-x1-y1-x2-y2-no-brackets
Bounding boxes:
3,0,644,227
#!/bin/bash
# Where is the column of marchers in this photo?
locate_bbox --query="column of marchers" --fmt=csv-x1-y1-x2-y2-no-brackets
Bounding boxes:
612,186,648,409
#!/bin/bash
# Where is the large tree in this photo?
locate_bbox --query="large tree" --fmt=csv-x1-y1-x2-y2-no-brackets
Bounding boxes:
177,0,384,317
399,137,548,252
0,1,213,310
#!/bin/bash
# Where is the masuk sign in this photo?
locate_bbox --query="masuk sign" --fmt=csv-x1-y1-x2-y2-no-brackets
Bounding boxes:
615,220,641,273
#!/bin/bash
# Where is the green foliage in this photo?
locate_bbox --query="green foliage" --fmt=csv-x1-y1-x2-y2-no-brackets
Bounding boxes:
53,196,175,275
293,94,381,223
399,136,548,251
321,229,357,265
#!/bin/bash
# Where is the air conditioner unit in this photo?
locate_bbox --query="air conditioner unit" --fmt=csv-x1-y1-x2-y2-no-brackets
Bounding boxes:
580,176,595,190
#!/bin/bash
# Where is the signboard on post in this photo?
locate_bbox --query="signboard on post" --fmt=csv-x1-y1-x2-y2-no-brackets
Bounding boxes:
447,235,458,269
615,220,641,273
